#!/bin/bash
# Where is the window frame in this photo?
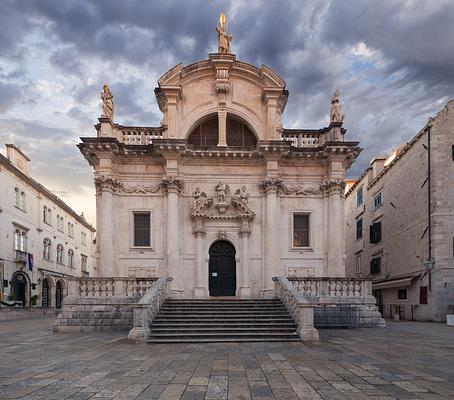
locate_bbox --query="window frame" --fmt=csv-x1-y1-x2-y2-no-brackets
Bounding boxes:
56,244,64,265
370,221,382,244
397,288,407,300
356,217,363,240
291,211,311,250
374,192,383,209
133,212,152,247
370,256,381,275
130,210,153,249
67,249,74,268
14,229,27,252
43,237,52,260
356,186,363,207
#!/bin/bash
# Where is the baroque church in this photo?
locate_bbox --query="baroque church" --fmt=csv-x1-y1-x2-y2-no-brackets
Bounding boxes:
79,15,360,300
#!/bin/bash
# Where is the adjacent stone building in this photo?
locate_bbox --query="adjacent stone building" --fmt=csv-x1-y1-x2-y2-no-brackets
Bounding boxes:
0,144,96,308
345,100,454,322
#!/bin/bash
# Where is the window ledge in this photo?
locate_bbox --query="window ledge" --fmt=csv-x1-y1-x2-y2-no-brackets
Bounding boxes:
290,247,313,253
130,246,154,252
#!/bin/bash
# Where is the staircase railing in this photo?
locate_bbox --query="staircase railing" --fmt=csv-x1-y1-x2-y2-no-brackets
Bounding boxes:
128,277,173,343
273,276,319,341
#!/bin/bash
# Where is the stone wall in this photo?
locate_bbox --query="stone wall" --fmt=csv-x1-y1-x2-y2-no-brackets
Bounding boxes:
0,307,59,321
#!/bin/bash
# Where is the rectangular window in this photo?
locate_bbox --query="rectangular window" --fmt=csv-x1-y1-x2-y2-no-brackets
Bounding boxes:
356,254,362,276
356,218,363,240
370,221,382,243
293,214,309,248
134,212,151,247
398,288,407,300
374,192,382,209
356,186,363,207
420,286,428,304
370,257,381,274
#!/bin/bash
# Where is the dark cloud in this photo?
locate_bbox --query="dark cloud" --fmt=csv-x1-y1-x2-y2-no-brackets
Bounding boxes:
1,0,453,190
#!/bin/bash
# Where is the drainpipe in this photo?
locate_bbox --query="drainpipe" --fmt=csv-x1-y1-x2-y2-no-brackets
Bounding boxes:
427,125,433,291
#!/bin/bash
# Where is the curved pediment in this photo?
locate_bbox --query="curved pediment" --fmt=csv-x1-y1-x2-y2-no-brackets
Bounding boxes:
155,53,288,142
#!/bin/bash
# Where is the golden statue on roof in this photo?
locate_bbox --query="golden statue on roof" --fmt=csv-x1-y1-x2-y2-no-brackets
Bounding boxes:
216,12,232,54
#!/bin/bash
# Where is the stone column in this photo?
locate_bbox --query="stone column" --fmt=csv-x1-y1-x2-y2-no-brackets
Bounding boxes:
238,221,252,298
260,178,281,296
162,176,184,297
94,176,120,277
218,109,227,147
323,179,346,277
193,219,207,298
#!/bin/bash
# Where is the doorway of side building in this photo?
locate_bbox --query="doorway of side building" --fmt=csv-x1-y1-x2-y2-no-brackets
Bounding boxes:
11,272,28,306
209,240,236,296
375,289,384,316
56,280,63,309
42,278,50,307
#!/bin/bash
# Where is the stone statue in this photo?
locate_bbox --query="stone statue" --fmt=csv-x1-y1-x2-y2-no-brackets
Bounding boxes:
234,186,249,203
215,182,229,203
193,187,206,207
330,89,344,124
101,84,114,119
216,12,232,54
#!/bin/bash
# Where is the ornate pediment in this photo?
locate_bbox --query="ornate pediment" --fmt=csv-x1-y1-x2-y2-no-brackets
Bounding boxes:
191,183,255,220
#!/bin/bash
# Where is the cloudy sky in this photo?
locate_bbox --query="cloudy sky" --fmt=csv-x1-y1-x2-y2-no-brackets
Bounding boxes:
1,0,453,224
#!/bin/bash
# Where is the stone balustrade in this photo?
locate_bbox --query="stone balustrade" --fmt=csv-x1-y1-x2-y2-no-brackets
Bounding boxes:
122,127,163,145
287,277,373,302
67,277,157,298
281,131,320,148
272,277,319,341
128,277,173,343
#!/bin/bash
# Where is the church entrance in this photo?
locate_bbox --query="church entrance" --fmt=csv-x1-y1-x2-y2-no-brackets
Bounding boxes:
209,240,236,296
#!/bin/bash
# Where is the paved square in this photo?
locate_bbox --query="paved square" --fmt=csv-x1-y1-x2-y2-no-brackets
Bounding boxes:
0,317,453,399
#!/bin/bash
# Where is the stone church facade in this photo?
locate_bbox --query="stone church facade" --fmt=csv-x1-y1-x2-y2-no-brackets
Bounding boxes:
79,53,360,299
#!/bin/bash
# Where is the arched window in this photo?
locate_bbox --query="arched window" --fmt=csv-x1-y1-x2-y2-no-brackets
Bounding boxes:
187,114,257,148
47,208,52,225
14,188,20,208
43,238,51,260
56,244,64,264
68,249,74,268
14,229,26,252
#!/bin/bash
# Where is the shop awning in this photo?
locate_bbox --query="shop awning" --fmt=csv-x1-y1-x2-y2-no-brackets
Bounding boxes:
372,274,420,290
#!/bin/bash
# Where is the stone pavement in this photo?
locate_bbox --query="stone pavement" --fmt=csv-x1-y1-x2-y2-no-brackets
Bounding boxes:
0,317,453,399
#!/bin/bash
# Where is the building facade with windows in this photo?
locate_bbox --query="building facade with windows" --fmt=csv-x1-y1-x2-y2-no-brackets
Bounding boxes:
0,144,96,308
345,100,454,322
79,48,360,299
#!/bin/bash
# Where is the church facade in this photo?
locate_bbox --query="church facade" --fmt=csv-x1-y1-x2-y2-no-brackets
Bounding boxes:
79,34,360,299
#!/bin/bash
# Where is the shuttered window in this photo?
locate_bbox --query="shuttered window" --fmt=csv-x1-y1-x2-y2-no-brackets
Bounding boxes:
369,221,382,243
134,212,151,247
370,257,381,274
293,214,309,247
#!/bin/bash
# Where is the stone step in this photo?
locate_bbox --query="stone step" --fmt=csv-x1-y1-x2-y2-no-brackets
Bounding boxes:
154,318,295,323
147,332,299,339
159,307,287,312
146,337,301,343
150,328,297,334
158,310,289,315
152,322,297,328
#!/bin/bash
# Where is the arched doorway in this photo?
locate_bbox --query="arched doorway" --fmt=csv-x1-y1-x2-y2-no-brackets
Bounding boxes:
11,272,28,306
55,281,63,309
209,240,236,296
42,279,50,307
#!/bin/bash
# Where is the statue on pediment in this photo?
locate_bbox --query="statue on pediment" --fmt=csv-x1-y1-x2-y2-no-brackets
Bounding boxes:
216,12,232,54
234,186,249,204
330,89,344,124
215,181,230,203
101,84,114,119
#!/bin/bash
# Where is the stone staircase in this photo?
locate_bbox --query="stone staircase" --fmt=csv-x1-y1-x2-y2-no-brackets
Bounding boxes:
146,299,300,343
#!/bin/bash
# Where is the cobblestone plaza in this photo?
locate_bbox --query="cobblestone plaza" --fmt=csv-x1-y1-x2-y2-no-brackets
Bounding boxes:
1,318,453,399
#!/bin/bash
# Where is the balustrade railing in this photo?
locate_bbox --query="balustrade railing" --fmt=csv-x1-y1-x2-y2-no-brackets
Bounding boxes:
68,277,158,298
122,127,163,145
287,277,370,299
282,131,320,148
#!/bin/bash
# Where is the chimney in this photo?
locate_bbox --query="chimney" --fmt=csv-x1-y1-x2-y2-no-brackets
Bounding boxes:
6,144,30,176
370,156,387,180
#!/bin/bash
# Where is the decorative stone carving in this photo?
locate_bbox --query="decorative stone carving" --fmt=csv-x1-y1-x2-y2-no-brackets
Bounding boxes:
191,184,254,220
330,89,344,124
215,181,229,203
122,183,162,194
216,12,232,54
321,178,346,194
259,177,283,194
101,84,114,120
280,183,321,196
161,176,184,193
215,69,230,94
217,230,227,240
94,175,122,194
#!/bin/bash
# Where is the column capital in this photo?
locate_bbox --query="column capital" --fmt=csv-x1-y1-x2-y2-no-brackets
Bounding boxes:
162,176,184,194
259,177,282,195
321,178,346,194
94,175,122,195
